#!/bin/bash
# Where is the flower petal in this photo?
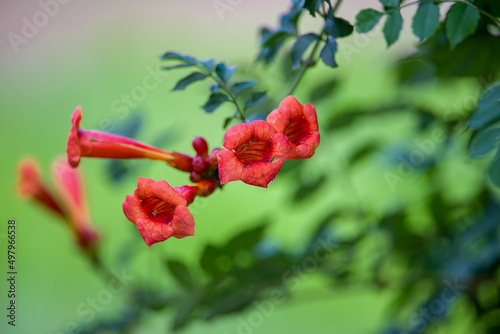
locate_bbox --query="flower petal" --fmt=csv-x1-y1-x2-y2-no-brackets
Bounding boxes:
217,149,245,185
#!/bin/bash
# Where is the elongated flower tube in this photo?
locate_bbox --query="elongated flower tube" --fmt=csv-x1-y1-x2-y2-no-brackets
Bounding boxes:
267,96,319,160
67,106,193,172
122,178,196,247
17,157,65,217
217,120,291,187
52,159,100,248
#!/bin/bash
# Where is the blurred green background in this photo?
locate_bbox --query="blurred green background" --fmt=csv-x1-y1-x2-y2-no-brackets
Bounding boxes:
1,0,498,333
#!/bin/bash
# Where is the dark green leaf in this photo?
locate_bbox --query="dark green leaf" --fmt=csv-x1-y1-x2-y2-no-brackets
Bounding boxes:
172,289,204,330
257,28,290,64
488,151,500,187
203,92,229,113
244,92,267,109
380,0,400,7
223,116,233,128
303,0,322,16
469,82,500,129
161,51,197,65
445,2,480,49
199,58,215,72
291,33,320,70
215,63,237,83
355,9,384,33
308,77,338,103
245,112,267,123
320,37,338,68
166,259,195,289
172,72,207,91
225,224,267,253
210,83,220,93
162,63,194,70
262,29,291,47
383,10,403,46
469,126,500,158
412,1,440,40
231,81,257,96
325,16,354,38
200,244,222,275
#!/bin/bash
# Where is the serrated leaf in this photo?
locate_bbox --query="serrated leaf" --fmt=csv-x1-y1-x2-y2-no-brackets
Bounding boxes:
383,10,403,46
355,9,384,33
380,0,400,7
199,58,215,72
320,37,338,68
166,259,195,289
325,16,354,38
244,92,267,109
445,3,480,49
487,151,500,188
215,63,237,83
303,0,322,16
172,72,207,91
469,126,500,158
469,82,500,129
412,1,440,40
231,81,257,96
203,92,229,113
291,33,320,70
161,51,197,65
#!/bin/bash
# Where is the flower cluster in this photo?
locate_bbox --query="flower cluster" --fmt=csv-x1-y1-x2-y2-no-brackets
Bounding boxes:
62,95,318,247
17,157,99,249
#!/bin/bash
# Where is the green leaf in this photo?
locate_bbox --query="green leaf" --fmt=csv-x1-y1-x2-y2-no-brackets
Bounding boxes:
469,126,500,158
199,58,215,72
325,16,354,38
383,10,403,46
262,29,291,47
162,63,194,70
231,81,257,96
200,244,222,275
487,151,500,188
166,259,195,289
303,0,322,16
380,0,400,7
172,72,207,91
412,1,440,40
355,9,384,33
320,37,338,68
291,33,320,70
161,51,197,65
215,62,237,83
244,92,267,109
469,82,500,129
203,92,229,113
445,2,480,49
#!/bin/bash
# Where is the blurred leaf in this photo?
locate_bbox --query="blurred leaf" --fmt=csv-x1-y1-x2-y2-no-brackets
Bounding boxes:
215,62,237,83
412,1,440,40
349,142,378,165
468,82,500,129
303,0,322,16
205,287,259,320
200,244,222,276
445,2,480,49
355,9,384,33
292,174,327,202
325,16,354,38
225,224,267,253
203,92,229,113
383,9,403,46
161,51,197,65
308,77,338,103
231,81,257,96
280,5,303,34
172,72,207,91
166,259,195,289
244,91,267,109
291,33,320,70
257,28,290,64
172,289,205,331
380,0,400,7
199,58,215,72
162,63,194,70
469,126,500,158
320,37,338,68
487,151,500,187
245,112,267,123
262,29,291,47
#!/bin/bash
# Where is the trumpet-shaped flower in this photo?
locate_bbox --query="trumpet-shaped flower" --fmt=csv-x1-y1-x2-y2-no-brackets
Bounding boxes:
267,96,319,159
217,120,291,187
67,106,193,171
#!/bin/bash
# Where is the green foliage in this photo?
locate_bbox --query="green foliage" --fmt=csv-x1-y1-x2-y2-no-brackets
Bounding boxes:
445,2,480,49
325,15,354,38
412,1,440,40
355,9,384,33
379,0,400,7
172,72,207,91
468,82,500,129
319,37,338,67
291,33,320,70
383,9,403,46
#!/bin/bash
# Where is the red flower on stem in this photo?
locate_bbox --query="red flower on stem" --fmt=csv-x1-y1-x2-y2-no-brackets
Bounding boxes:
67,106,193,172
217,120,291,188
267,95,319,160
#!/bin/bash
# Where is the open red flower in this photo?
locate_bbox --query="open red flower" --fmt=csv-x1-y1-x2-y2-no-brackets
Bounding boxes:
122,178,196,247
267,95,319,159
217,120,291,188
67,106,193,171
